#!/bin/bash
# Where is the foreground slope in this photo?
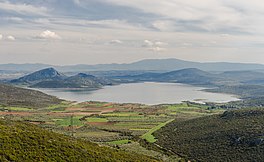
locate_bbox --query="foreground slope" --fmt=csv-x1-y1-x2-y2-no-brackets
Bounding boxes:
0,119,157,162
0,84,61,108
154,109,264,162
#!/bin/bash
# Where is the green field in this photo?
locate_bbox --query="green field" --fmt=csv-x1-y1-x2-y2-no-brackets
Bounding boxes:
86,117,108,122
141,119,174,143
5,107,33,111
55,116,84,127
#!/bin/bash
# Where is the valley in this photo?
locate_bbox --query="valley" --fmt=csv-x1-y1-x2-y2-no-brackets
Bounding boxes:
1,59,264,161
2,0,264,161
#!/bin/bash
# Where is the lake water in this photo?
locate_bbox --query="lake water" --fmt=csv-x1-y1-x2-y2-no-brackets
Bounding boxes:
35,82,240,105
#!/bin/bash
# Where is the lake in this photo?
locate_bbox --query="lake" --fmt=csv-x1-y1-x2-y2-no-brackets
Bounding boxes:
35,82,240,105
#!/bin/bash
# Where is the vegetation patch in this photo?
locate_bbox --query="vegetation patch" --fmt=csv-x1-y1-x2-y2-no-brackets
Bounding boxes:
141,119,174,143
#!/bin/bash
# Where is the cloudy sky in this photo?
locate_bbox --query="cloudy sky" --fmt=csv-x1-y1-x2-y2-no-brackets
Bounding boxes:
1,0,264,65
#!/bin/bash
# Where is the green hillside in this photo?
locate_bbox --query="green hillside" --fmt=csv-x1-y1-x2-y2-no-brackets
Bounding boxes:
154,109,264,162
0,119,157,162
0,84,62,108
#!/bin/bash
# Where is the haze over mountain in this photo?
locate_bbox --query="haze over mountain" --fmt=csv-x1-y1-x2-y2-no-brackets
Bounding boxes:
1,59,264,72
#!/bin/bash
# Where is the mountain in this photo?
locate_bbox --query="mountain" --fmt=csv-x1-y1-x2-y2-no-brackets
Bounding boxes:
1,59,264,72
58,59,264,72
0,119,157,162
154,108,264,162
30,73,114,88
10,68,66,85
0,84,62,108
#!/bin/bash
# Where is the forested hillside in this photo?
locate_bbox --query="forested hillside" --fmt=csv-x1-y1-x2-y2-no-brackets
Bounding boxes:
154,109,264,162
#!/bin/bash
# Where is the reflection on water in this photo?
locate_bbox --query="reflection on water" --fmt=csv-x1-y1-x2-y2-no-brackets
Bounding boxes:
34,82,240,105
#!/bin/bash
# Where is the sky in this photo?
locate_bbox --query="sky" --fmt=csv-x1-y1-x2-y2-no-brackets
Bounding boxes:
0,0,264,65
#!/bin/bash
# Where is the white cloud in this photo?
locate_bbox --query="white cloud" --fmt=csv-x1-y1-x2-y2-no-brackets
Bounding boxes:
149,46,165,52
7,35,15,41
143,40,154,47
143,40,167,52
0,34,3,40
38,30,61,40
110,39,123,44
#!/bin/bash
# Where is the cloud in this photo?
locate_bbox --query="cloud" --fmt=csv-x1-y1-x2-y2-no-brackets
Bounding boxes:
7,35,15,41
38,30,61,40
0,1,48,16
142,40,167,52
143,40,154,47
103,0,264,34
72,0,81,5
152,20,178,32
110,39,123,44
0,34,3,40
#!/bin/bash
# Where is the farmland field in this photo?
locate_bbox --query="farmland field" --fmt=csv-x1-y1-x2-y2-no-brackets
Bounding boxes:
0,100,224,161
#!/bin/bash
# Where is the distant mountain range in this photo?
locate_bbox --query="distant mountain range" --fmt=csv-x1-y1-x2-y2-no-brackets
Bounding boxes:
1,58,264,72
8,65,264,90
10,68,114,89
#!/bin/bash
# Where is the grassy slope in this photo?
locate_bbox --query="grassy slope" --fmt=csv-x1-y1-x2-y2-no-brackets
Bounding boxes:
0,119,158,162
154,108,264,162
0,84,62,108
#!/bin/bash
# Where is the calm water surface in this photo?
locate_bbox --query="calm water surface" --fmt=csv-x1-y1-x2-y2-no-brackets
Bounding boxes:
35,82,240,105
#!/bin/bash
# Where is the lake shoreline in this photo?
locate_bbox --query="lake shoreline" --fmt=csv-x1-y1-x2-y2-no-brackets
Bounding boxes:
30,82,240,105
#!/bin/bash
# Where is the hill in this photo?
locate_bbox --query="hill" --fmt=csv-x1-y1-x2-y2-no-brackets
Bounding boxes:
64,73,113,87
154,109,264,162
0,84,61,108
0,119,157,162
31,73,114,88
114,68,219,86
205,85,264,98
10,68,65,85
155,68,218,85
